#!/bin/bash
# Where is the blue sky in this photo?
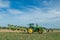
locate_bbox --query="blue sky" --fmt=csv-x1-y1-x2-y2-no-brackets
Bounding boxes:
0,0,60,28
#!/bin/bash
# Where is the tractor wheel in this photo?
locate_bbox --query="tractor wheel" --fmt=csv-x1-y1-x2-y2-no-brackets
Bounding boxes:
38,30,43,34
27,28,33,34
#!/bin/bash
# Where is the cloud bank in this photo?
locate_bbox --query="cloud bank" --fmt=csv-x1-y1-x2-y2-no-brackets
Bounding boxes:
0,0,60,28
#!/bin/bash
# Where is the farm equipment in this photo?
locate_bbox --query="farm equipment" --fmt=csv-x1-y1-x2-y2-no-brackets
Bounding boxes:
27,23,45,34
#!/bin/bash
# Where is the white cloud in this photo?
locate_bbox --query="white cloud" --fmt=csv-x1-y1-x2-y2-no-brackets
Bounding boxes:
43,0,49,6
7,9,23,15
0,14,8,19
0,6,23,20
0,5,60,27
0,0,60,27
0,15,3,19
15,7,60,25
0,0,10,8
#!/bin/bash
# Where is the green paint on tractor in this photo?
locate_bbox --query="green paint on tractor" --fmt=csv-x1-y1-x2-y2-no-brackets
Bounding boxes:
27,23,45,34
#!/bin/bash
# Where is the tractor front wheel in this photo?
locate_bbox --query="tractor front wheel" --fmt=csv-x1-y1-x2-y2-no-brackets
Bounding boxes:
27,28,33,34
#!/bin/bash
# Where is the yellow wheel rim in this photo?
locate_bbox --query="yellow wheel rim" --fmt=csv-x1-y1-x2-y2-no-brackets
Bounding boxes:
28,28,33,34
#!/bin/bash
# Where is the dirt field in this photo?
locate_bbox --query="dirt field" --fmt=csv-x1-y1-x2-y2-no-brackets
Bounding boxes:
0,29,60,32
0,29,22,32
0,29,60,33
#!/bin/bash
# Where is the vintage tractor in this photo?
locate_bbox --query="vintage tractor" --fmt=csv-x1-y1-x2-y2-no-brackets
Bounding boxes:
27,23,45,34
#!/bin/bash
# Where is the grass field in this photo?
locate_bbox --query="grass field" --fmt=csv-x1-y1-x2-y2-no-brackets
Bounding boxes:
0,31,60,40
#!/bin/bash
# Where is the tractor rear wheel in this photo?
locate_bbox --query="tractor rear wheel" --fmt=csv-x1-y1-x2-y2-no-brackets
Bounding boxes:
38,30,43,34
27,28,33,34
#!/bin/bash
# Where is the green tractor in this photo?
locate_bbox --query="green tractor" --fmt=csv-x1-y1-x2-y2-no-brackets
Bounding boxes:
27,23,45,34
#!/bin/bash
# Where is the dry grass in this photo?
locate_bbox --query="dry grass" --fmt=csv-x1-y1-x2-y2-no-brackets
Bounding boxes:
0,29,22,32
0,29,60,40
